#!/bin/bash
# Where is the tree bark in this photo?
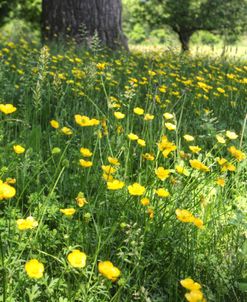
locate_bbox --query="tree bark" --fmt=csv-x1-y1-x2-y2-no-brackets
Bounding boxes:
41,0,128,50
178,31,193,52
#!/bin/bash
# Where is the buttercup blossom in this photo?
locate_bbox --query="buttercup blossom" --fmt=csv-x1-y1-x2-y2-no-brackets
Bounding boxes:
25,259,44,279
80,148,92,157
60,208,76,216
0,181,16,200
114,111,125,119
141,197,150,206
0,103,17,114
163,112,173,120
128,133,139,141
98,261,121,282
165,122,176,131
16,216,38,230
80,159,93,168
155,167,170,181
75,114,100,127
133,107,144,115
183,134,194,142
50,119,60,129
144,113,154,121
76,192,87,207
189,146,201,154
189,159,210,172
155,188,170,198
61,127,73,135
67,250,87,268
226,130,238,140
13,145,25,154
228,146,245,161
107,179,125,190
128,183,146,196
108,156,120,165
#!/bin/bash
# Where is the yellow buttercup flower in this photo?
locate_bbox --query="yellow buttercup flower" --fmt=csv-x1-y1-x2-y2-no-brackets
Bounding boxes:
189,146,201,154
80,148,92,157
128,133,139,141
50,119,60,129
76,192,87,207
108,156,120,165
16,216,38,230
13,145,25,154
155,188,170,198
163,112,174,120
102,173,114,182
75,114,100,127
165,122,176,131
155,167,170,181
61,127,73,135
175,165,189,176
175,209,194,223
60,208,76,216
67,250,87,268
0,181,16,200
216,178,225,187
158,136,177,157
228,146,245,161
107,179,125,190
193,217,204,229
183,134,194,142
215,134,226,144
98,261,121,282
142,153,155,161
144,113,154,121
180,278,201,291
217,158,227,166
114,111,125,119
189,159,209,172
128,183,146,196
140,197,150,206
101,165,116,174
25,259,44,279
221,162,236,172
147,207,154,219
226,131,238,140
80,159,93,168
137,138,146,147
0,104,17,114
185,290,203,302
133,107,144,115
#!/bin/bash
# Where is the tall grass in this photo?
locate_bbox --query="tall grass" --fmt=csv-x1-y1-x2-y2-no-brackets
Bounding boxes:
0,37,246,301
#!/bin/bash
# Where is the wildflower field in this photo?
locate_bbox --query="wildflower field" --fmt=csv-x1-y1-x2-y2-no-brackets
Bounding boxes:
0,38,246,302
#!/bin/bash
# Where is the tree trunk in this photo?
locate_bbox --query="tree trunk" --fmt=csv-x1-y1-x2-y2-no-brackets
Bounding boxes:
178,31,193,52
41,0,128,50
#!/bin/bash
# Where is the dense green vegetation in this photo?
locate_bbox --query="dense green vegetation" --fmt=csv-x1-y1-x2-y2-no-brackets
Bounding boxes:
0,35,246,301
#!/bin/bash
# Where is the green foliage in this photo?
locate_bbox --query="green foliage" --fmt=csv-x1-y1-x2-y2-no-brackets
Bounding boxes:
0,0,41,28
0,34,246,301
129,0,247,49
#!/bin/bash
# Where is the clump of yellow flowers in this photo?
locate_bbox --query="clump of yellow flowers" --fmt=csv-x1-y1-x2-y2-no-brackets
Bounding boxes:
176,209,204,229
0,180,16,200
16,216,38,230
98,261,121,282
180,278,207,302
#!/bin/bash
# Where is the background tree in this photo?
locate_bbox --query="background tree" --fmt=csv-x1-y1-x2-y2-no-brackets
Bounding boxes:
42,0,128,50
136,0,247,51
0,0,41,28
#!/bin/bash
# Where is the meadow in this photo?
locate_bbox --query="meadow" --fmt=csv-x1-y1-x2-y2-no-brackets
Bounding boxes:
0,36,246,302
